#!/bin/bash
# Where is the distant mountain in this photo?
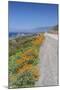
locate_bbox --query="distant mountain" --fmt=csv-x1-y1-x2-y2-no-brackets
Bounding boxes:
48,25,58,34
52,25,58,31
32,25,58,33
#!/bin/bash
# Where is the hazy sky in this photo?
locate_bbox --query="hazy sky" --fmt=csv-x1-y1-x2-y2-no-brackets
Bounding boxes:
8,1,58,32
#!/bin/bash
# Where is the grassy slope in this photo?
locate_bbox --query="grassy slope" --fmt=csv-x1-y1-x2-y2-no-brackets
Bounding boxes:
9,33,45,88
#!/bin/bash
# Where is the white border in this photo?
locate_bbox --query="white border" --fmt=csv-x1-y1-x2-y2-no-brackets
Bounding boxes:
8,0,59,4
0,0,60,90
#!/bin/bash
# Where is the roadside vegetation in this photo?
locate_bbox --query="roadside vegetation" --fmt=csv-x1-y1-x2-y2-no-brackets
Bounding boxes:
9,33,45,88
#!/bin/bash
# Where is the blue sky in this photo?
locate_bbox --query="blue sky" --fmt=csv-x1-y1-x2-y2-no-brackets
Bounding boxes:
8,1,58,32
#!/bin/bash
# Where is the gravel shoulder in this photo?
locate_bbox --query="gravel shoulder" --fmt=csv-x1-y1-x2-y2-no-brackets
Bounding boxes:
35,33,59,86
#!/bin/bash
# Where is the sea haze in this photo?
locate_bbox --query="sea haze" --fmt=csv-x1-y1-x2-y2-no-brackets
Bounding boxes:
9,25,57,38
9,26,52,33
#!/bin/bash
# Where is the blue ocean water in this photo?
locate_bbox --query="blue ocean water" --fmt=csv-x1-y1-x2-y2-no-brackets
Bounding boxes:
9,27,50,38
9,32,18,37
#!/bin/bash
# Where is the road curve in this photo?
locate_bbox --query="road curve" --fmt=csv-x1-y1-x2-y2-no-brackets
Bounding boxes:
35,33,59,86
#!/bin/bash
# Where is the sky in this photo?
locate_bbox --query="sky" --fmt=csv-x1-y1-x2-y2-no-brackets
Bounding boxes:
8,1,58,32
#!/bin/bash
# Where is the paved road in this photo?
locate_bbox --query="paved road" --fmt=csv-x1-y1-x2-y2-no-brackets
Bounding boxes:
35,33,59,87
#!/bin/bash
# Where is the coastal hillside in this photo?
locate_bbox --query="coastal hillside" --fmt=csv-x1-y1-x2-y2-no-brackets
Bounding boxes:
48,25,58,34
